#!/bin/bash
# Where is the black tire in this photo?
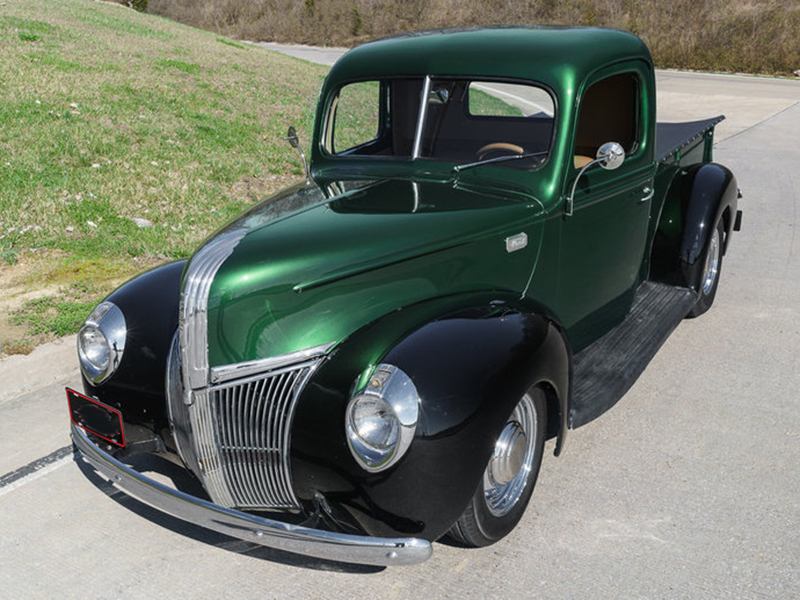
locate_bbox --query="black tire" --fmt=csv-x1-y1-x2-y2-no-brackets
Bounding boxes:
447,387,547,547
685,219,724,318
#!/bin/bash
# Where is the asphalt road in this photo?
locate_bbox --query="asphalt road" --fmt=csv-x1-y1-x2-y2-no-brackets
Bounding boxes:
2,45,799,599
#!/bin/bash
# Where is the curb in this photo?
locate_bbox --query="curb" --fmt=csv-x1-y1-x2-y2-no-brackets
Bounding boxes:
0,336,79,406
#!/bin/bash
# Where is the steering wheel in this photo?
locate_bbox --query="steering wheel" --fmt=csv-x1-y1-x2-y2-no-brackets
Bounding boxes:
477,142,525,161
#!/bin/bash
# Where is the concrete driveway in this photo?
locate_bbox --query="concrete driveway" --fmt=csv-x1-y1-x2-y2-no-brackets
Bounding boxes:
1,45,799,599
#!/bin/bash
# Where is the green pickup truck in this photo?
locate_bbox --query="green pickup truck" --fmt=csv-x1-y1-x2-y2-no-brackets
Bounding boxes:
67,26,741,566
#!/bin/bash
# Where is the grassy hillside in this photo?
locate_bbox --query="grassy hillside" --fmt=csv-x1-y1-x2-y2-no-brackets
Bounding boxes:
0,0,327,352
149,0,800,76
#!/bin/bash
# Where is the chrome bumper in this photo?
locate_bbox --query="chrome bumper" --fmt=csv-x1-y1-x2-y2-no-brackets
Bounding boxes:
71,423,432,566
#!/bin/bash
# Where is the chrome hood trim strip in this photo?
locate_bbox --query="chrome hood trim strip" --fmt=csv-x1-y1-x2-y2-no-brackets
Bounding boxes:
72,423,432,566
209,342,335,385
180,229,247,394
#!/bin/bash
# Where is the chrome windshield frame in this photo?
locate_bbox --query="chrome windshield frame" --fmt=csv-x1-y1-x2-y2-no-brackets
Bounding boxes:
411,75,432,159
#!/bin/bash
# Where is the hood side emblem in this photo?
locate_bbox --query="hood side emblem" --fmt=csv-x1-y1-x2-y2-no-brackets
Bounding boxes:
506,233,528,253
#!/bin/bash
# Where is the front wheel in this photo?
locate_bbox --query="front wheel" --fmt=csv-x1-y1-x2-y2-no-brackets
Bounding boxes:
447,387,547,547
685,219,724,318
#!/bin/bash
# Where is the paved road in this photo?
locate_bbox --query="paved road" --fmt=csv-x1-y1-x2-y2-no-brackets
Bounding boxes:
253,42,349,66
2,45,799,599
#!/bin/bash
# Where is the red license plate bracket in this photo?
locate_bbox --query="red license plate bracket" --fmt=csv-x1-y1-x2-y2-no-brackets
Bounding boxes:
66,387,126,447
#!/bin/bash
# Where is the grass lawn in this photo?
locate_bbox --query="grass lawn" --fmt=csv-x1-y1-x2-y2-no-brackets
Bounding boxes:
0,0,328,354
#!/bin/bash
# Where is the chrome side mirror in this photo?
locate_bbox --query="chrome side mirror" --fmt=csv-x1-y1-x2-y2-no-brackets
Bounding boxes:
565,141,626,216
285,125,311,186
596,141,625,170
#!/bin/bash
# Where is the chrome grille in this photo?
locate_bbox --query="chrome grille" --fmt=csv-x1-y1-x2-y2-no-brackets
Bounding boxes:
189,360,319,510
180,229,246,392
173,224,334,510
166,333,201,477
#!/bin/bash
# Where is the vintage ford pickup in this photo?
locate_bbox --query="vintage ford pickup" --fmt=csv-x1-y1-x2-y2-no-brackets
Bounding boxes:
67,26,742,566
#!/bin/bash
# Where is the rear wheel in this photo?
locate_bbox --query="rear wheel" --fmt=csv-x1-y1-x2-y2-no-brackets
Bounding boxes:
448,387,547,547
685,219,724,318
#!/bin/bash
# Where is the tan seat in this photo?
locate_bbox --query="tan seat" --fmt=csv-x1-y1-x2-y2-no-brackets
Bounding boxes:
574,155,594,169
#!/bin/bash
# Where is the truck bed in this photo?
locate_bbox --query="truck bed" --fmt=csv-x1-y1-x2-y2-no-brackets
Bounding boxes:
656,116,724,163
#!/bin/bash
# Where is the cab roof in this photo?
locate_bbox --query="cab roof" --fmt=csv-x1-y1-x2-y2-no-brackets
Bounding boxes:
325,26,651,89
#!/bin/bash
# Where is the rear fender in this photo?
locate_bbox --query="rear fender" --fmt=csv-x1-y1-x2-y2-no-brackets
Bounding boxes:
652,163,738,286
679,163,738,266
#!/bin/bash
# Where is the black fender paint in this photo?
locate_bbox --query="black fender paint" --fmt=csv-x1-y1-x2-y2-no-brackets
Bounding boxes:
679,162,739,267
290,293,570,541
80,260,185,438
650,162,739,286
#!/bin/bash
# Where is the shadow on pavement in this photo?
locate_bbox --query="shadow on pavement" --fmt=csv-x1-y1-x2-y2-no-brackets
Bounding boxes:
73,452,385,574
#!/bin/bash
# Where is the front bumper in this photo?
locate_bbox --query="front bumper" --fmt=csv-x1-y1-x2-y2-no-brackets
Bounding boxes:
71,423,432,566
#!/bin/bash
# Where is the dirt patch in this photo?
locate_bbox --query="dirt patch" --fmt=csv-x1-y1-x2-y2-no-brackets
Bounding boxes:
0,258,62,357
228,174,298,204
0,252,167,359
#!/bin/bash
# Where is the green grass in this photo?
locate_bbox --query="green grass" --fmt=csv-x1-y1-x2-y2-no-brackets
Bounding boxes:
156,57,202,74
469,89,525,118
216,37,250,50
11,292,98,337
330,80,380,153
0,0,328,347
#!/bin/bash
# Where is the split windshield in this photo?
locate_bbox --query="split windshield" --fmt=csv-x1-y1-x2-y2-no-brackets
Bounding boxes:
324,77,555,170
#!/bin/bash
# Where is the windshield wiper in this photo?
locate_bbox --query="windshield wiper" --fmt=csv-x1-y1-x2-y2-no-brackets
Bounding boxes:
452,151,548,175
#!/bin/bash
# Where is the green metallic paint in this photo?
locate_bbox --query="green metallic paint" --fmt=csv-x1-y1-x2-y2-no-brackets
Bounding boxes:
206,179,545,367
312,27,652,210
198,26,670,366
551,57,657,349
316,27,647,103
649,133,721,282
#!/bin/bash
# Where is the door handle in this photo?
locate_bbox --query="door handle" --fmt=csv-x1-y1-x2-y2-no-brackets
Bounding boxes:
639,186,654,203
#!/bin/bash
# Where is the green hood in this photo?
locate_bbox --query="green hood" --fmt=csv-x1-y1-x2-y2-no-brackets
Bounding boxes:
202,178,544,367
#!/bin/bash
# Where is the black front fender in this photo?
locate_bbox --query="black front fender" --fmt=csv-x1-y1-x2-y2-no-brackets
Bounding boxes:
81,260,186,433
291,294,569,541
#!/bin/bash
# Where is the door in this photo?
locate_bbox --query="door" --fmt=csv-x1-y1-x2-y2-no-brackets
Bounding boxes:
557,69,654,352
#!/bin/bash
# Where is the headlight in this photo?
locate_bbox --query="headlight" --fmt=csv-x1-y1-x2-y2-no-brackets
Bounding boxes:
351,396,399,450
346,364,419,472
77,301,126,385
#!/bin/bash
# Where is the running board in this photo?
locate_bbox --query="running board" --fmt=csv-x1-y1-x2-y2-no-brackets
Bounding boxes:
569,282,697,429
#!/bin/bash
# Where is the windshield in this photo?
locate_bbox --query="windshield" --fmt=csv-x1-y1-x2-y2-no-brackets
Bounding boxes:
324,77,555,170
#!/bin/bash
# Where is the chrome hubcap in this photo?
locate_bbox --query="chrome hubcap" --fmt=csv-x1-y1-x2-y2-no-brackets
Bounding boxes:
483,392,538,517
488,422,527,486
701,227,721,295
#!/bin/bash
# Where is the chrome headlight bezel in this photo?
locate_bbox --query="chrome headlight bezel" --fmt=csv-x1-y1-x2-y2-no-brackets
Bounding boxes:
77,301,126,385
346,364,420,473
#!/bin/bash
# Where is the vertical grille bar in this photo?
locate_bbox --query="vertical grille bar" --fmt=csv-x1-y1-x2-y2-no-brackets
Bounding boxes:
275,370,300,502
190,360,318,510
260,375,282,505
248,377,267,506
190,389,235,507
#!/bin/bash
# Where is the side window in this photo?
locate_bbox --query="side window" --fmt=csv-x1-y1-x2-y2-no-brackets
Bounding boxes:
328,81,381,154
574,73,640,167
